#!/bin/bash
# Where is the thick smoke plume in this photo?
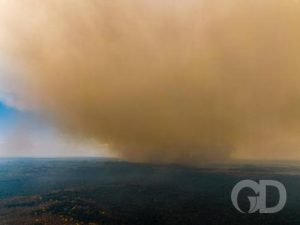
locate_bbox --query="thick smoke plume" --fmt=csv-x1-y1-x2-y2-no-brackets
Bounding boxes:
1,0,300,164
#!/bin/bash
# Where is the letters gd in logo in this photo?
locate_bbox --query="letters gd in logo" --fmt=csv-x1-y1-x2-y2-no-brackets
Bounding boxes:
231,180,287,214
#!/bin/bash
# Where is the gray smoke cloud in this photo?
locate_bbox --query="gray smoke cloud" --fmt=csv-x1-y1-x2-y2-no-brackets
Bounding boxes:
1,0,300,164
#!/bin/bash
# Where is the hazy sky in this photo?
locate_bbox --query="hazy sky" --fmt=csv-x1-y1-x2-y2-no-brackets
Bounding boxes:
0,101,110,157
1,0,300,164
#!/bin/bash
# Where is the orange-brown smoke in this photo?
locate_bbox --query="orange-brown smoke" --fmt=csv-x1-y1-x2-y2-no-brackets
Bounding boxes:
1,0,300,164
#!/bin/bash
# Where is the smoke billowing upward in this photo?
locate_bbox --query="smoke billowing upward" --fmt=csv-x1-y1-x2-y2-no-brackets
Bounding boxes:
1,0,300,164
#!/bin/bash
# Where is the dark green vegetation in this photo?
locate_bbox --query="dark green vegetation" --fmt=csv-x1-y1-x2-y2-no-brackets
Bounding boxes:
0,158,300,224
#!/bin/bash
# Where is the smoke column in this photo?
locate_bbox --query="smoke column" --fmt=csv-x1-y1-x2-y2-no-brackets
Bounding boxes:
1,0,300,164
